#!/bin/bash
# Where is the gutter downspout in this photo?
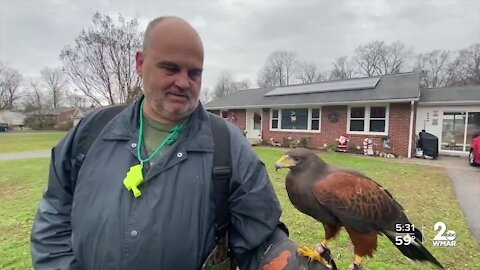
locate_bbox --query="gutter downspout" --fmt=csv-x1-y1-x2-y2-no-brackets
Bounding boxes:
408,100,414,158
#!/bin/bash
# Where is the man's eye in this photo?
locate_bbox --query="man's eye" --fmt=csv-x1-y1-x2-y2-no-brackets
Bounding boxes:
189,70,202,79
163,67,178,74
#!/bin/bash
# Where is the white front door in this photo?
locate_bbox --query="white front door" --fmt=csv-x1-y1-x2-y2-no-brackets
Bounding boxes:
246,109,262,139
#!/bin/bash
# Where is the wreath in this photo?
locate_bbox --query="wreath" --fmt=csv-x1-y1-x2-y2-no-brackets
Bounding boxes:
327,111,339,123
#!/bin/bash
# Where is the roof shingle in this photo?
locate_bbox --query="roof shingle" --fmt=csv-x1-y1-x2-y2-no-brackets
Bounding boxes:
205,72,421,109
419,85,480,103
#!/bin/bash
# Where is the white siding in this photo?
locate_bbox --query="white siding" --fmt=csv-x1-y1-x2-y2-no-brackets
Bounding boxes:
416,105,480,156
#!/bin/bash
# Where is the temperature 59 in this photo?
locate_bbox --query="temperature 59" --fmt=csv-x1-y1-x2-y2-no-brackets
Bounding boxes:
395,233,415,246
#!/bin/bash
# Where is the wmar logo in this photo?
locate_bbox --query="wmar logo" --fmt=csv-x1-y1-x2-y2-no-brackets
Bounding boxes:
432,221,456,247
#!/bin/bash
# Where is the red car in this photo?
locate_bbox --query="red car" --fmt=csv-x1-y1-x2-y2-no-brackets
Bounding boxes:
469,133,480,166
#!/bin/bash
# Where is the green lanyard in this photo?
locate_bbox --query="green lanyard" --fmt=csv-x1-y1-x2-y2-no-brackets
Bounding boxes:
123,99,189,198
137,100,188,164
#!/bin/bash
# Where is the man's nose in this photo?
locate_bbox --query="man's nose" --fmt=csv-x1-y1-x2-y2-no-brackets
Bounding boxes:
174,70,190,89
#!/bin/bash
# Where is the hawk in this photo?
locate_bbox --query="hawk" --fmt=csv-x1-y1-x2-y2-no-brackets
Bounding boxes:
275,148,443,270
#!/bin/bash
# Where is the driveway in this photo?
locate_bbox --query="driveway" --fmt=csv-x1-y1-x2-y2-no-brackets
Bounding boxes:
397,155,480,242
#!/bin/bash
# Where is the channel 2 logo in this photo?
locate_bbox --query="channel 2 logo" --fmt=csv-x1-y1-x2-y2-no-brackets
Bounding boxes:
432,221,456,247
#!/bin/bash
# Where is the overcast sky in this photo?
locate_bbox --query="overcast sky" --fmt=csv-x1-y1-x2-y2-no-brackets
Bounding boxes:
1,0,479,93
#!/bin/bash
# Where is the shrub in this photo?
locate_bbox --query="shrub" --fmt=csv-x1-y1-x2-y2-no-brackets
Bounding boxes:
298,137,310,148
283,136,295,148
289,140,300,148
24,116,56,130
347,142,362,154
24,116,42,130
325,143,338,153
55,121,74,131
282,137,290,148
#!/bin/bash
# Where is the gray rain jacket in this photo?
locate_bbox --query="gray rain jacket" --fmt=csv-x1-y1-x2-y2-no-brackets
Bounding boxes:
31,99,285,269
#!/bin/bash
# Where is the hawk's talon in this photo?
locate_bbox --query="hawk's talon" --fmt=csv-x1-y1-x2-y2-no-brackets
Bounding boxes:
298,246,322,261
298,246,335,269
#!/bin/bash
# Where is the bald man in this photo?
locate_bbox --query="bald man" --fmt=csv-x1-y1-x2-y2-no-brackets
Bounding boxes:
30,16,330,270
137,17,204,125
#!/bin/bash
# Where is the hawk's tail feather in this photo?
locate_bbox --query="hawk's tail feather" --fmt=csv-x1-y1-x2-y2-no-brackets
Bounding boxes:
382,229,444,269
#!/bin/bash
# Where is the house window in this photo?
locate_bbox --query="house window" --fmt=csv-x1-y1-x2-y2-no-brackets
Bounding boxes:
271,108,321,131
348,105,388,134
369,106,386,132
350,107,365,131
253,112,261,129
271,109,279,129
311,109,320,130
282,109,308,130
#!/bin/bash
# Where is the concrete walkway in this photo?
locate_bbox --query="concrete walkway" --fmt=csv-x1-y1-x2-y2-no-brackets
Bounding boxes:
396,155,480,242
0,150,50,161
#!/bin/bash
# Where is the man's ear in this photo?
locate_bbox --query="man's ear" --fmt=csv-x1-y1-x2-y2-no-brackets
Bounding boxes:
135,51,144,75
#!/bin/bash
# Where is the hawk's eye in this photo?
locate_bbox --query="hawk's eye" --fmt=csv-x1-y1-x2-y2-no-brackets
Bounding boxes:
293,157,301,162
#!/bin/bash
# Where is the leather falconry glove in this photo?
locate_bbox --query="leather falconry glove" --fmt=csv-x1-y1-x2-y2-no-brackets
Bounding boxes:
260,238,336,270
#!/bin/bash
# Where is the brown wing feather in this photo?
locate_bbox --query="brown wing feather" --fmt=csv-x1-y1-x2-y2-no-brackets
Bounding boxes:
312,172,404,232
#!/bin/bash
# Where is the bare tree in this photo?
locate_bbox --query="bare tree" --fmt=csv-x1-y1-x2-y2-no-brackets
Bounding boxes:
66,91,88,107
231,79,250,91
40,67,68,109
200,87,210,104
257,65,278,88
213,71,234,99
0,63,23,110
328,56,356,80
376,41,411,75
60,12,142,106
213,72,250,99
415,50,453,88
257,50,298,87
448,43,480,85
281,51,298,85
296,61,324,83
354,40,410,77
25,80,46,115
354,41,383,76
23,79,55,129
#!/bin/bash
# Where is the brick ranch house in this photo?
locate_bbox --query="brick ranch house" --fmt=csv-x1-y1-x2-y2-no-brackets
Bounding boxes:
204,72,480,158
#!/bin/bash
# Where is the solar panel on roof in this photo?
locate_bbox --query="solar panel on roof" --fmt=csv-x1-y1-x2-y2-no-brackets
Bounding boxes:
264,76,381,96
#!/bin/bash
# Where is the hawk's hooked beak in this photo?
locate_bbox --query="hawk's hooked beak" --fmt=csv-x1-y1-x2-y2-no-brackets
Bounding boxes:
275,154,296,171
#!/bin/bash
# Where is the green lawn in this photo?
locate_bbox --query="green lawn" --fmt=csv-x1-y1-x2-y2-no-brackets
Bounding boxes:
0,146,478,269
0,132,66,154
257,146,480,270
0,158,50,270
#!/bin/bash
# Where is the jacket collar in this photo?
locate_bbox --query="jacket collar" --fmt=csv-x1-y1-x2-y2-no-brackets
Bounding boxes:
102,96,215,153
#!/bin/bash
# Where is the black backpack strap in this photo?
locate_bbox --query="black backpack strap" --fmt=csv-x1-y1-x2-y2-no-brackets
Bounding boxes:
71,104,128,190
78,105,128,156
208,113,232,243
208,113,233,265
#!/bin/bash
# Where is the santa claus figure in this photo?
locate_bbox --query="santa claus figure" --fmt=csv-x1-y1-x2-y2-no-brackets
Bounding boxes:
336,134,349,152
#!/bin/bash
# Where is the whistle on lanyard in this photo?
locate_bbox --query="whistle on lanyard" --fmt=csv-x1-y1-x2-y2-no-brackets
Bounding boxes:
123,164,144,198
